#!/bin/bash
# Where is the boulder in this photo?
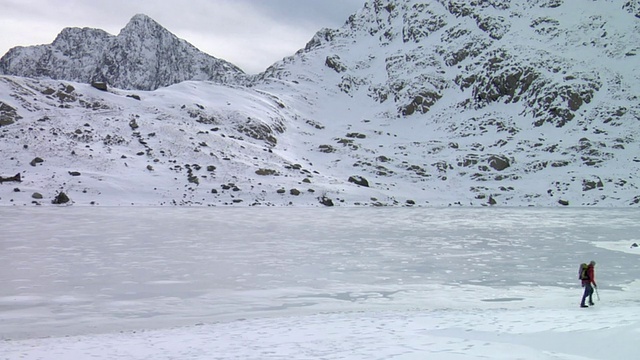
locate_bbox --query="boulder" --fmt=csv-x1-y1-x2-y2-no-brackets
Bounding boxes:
91,82,108,91
348,175,370,187
52,191,70,204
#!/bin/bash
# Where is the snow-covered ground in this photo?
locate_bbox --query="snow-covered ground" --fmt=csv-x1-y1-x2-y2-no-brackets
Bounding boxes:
2,1,639,208
1,207,639,359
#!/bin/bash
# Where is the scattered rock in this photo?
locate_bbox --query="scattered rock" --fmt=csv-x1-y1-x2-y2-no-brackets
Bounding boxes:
325,55,347,73
0,102,22,126
91,82,108,91
188,175,199,185
256,168,278,176
582,178,604,191
0,173,21,183
52,191,70,204
348,175,370,187
318,145,335,153
488,155,510,171
318,196,334,207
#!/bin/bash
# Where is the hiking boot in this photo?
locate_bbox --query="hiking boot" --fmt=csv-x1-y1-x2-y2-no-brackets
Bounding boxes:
580,304,589,308
589,302,595,306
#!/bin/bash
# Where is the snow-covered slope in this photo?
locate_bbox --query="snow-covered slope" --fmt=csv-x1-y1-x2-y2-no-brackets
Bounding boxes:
0,14,245,90
1,0,639,207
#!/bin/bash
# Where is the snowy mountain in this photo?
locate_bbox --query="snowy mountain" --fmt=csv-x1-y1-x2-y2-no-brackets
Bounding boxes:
1,0,639,207
0,14,245,90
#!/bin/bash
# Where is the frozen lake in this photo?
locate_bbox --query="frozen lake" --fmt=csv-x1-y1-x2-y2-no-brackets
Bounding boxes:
1,207,639,341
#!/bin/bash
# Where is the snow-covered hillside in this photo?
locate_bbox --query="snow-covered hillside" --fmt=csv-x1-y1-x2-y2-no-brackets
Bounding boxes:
1,0,639,207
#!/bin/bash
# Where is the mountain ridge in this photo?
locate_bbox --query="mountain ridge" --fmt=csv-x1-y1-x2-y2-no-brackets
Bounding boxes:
0,14,245,90
1,0,639,207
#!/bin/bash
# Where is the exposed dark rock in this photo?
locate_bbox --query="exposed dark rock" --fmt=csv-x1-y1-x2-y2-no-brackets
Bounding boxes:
583,178,604,191
318,145,335,153
402,3,447,43
0,102,21,126
348,175,370,187
325,55,347,73
236,120,279,147
0,173,21,183
488,155,510,171
188,175,199,185
402,91,441,116
256,168,278,176
318,196,334,207
52,191,70,204
623,1,640,17
91,82,108,91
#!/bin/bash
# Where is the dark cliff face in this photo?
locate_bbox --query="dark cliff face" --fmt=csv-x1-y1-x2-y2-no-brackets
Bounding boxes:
263,0,638,127
0,14,246,90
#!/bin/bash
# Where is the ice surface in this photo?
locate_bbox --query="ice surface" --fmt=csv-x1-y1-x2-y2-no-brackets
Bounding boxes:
1,207,639,359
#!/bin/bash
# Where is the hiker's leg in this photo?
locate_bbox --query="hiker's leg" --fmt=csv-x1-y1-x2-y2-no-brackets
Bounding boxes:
581,284,591,305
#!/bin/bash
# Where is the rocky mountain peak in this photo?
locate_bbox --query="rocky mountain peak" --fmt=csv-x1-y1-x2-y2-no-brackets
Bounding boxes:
0,14,246,90
52,27,112,46
119,13,167,38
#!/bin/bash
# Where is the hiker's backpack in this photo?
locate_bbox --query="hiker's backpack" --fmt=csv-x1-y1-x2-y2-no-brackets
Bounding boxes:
578,263,589,280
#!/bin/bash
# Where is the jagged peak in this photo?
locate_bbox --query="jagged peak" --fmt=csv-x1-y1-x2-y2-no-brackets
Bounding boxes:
130,13,155,23
119,14,168,37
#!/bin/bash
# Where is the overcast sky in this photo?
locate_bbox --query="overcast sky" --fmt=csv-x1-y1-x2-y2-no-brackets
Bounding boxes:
0,0,365,74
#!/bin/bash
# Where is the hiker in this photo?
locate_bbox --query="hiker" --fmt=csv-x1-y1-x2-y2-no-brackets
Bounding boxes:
580,260,597,308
